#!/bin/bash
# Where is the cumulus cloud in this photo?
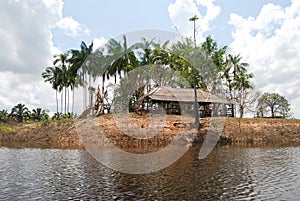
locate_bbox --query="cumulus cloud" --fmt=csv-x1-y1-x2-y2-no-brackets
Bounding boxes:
0,0,88,112
0,0,63,74
93,37,108,51
229,0,300,117
0,71,56,111
168,0,220,41
57,16,90,37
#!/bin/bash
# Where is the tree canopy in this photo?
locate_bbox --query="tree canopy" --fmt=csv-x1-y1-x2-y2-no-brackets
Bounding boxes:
256,92,291,118
41,33,256,118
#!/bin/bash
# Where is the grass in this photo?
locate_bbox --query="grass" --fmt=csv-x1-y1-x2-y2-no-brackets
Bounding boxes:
0,124,17,134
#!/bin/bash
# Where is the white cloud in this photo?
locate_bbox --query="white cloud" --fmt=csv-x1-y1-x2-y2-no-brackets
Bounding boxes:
93,37,108,51
168,0,220,41
0,0,86,113
57,16,90,37
0,71,56,111
0,0,63,74
229,0,300,118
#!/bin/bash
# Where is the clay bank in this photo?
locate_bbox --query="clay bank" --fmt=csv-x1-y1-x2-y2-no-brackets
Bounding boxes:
1,114,300,150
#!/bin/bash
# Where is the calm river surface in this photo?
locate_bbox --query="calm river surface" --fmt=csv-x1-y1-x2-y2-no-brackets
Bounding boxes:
0,145,299,200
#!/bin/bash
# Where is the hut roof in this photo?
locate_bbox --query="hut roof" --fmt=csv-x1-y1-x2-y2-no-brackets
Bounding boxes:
146,87,232,104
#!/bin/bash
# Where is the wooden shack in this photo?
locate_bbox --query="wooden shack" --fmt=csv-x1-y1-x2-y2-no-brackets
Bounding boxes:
135,87,234,117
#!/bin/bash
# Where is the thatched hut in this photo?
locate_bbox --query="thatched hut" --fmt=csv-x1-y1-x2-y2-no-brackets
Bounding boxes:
134,87,234,117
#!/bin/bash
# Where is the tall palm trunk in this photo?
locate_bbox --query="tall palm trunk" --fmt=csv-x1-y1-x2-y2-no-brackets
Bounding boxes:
65,86,67,114
61,91,63,113
72,88,75,114
56,90,59,113
89,74,92,107
67,87,69,114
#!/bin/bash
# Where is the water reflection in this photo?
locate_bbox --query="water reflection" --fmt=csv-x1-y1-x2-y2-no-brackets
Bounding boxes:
0,146,299,200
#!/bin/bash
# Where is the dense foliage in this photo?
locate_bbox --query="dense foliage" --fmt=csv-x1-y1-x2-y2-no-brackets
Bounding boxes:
256,93,291,118
41,34,256,117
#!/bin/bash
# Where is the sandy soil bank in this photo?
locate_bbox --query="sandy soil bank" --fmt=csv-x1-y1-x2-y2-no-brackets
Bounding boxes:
1,114,300,149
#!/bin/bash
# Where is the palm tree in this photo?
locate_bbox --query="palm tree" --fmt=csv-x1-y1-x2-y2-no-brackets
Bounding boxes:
151,40,171,66
138,37,157,65
31,108,47,121
189,15,199,48
106,35,139,83
224,54,252,117
69,41,93,109
10,103,30,123
225,54,250,99
42,66,62,113
53,53,69,114
89,48,109,100
0,110,8,123
67,65,79,114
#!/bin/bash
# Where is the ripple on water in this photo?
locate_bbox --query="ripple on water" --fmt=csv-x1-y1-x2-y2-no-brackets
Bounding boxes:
0,146,300,200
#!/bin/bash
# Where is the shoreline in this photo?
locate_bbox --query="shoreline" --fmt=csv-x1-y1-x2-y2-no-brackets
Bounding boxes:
1,114,300,150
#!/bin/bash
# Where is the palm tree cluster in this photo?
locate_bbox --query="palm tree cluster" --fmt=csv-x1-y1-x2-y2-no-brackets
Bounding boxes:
0,103,49,123
42,35,254,117
0,103,78,124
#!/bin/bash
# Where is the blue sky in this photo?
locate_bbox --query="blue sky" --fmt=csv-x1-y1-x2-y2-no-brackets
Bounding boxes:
53,0,291,50
0,0,299,118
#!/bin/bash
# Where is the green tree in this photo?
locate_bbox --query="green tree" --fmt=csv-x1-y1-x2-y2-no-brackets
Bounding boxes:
31,108,47,121
86,47,109,106
0,110,8,123
201,35,227,92
69,41,94,109
43,52,77,114
106,35,139,82
9,103,30,123
42,66,62,113
256,92,291,118
53,53,70,114
224,54,252,98
138,37,157,65
222,54,253,117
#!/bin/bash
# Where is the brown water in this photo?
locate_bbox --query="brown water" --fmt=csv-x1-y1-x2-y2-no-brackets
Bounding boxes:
0,145,299,200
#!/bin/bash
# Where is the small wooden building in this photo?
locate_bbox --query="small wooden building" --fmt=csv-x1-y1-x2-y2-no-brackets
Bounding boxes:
135,87,234,117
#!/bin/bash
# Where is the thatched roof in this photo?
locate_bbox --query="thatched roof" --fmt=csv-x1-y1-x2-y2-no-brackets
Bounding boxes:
145,87,232,104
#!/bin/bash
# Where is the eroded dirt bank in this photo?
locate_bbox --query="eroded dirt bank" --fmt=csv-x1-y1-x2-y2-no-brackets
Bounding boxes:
1,114,300,150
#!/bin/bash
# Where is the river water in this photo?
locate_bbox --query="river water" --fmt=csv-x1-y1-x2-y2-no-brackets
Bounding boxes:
0,145,299,200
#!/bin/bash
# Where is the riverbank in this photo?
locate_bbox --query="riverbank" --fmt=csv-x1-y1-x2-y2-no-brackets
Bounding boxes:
1,114,300,149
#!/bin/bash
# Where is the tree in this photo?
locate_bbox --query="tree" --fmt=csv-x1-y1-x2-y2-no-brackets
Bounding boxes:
201,35,227,92
187,15,200,127
42,52,77,114
53,53,69,114
138,37,157,65
106,35,139,82
31,108,47,121
224,54,251,98
256,92,291,118
69,41,93,109
9,103,30,123
42,66,61,113
0,110,8,123
189,15,199,48
236,87,260,118
222,54,253,117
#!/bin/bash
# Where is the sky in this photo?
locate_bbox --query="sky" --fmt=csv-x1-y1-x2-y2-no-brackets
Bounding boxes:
0,0,299,118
